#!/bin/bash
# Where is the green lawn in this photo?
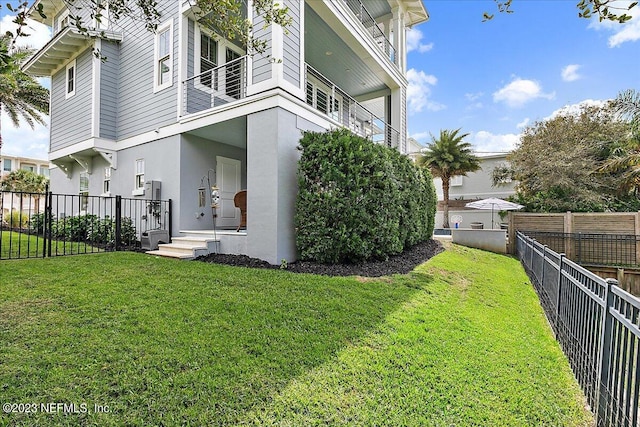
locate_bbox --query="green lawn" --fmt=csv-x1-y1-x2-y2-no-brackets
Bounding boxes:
0,245,592,426
1,230,102,259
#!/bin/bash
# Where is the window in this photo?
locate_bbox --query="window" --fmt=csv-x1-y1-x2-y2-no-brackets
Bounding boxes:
306,76,343,121
3,159,11,172
79,172,89,211
154,21,173,92
103,167,111,194
40,167,50,177
450,175,463,186
66,59,76,99
95,0,109,29
198,32,217,88
21,163,36,173
135,159,145,189
57,10,70,32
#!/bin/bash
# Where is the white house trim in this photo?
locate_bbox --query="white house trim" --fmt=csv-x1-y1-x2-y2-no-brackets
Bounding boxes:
91,39,101,138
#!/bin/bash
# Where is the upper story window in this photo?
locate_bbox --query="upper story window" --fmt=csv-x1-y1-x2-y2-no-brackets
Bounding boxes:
450,176,463,187
66,59,76,99
95,0,110,30
154,20,173,92
198,32,217,88
306,75,342,122
40,167,50,177
56,9,70,32
3,159,11,171
21,163,36,173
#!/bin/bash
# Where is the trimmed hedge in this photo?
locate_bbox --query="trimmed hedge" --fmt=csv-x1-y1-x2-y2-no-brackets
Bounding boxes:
295,129,436,263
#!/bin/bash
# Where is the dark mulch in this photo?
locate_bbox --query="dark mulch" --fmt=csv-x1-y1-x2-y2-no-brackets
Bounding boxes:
196,239,444,277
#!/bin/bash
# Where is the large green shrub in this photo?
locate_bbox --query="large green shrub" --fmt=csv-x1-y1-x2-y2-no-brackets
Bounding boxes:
296,129,436,263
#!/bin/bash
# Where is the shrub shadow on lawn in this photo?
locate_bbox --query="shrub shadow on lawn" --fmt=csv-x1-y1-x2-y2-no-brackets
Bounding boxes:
0,252,439,426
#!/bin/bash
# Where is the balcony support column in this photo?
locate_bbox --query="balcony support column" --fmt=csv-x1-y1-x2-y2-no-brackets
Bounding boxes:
392,7,406,72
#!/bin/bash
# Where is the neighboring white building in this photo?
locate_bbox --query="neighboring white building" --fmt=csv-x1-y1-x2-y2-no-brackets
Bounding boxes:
1,155,51,223
433,153,517,229
1,155,51,180
23,0,428,263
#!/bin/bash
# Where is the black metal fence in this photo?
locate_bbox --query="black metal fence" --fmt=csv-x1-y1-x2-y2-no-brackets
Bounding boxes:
1,189,171,260
517,231,640,427
522,230,640,267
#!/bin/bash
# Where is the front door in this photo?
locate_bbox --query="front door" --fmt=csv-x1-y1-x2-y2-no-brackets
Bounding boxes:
216,156,241,229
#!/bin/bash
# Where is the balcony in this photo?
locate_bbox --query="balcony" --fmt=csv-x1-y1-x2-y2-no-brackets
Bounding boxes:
305,64,399,149
343,0,396,65
180,57,399,150
182,56,248,116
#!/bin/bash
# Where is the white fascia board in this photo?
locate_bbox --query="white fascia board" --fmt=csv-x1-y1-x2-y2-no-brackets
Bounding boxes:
49,137,117,161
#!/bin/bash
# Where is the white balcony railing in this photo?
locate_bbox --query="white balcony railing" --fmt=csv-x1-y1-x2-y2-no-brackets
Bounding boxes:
306,64,399,149
182,55,247,116
343,0,396,64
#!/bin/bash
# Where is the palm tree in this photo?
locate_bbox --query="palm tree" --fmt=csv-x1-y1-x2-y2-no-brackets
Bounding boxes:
418,129,481,228
598,90,640,194
0,36,49,155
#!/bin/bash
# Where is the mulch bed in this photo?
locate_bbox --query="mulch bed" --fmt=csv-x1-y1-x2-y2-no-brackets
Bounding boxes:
196,239,444,277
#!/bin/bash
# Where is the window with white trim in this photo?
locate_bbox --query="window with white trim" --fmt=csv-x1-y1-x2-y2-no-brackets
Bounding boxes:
79,172,89,211
197,31,217,89
450,175,463,186
103,167,111,194
40,167,50,177
66,59,76,99
57,9,70,32
135,159,145,190
306,75,343,121
95,0,109,29
3,159,11,172
154,21,173,92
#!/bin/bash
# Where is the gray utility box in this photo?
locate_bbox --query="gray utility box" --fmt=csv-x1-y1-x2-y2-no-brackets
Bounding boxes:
141,229,170,250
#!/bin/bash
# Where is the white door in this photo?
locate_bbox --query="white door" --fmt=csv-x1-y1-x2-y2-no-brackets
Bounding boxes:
216,156,241,228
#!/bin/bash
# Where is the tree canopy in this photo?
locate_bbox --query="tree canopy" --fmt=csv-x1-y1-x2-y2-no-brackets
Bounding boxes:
3,0,291,57
508,101,637,212
0,168,49,193
0,36,49,153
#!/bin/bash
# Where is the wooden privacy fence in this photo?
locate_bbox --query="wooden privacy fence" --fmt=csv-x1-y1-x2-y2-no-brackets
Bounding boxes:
517,232,640,427
508,211,640,257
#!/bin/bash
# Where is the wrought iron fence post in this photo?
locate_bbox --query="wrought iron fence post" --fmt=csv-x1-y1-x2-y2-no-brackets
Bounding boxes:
42,185,49,259
596,278,616,424
577,232,582,264
46,190,53,258
541,245,547,287
556,253,565,327
115,195,122,251
168,199,173,239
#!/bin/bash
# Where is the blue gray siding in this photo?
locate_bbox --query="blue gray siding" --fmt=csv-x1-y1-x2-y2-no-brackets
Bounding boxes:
252,10,272,84
100,40,119,140
50,48,93,152
116,2,179,140
282,0,301,87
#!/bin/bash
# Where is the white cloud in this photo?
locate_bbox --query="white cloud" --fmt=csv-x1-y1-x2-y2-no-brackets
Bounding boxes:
493,78,555,108
406,68,445,114
1,113,50,160
465,92,483,102
469,131,520,153
406,28,434,53
588,1,640,47
0,15,51,50
545,99,610,120
561,64,582,82
516,118,530,129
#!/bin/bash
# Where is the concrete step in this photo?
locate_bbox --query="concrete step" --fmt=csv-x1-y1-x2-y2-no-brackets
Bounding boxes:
157,243,208,258
146,250,194,260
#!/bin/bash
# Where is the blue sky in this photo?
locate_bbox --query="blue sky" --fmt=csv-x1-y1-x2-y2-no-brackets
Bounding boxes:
1,1,639,160
405,0,640,154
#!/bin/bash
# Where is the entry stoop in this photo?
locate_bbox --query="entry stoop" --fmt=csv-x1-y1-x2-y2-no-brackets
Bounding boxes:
146,235,220,260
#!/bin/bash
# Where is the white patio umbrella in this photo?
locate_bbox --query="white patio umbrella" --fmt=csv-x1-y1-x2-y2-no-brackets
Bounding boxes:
465,197,524,229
